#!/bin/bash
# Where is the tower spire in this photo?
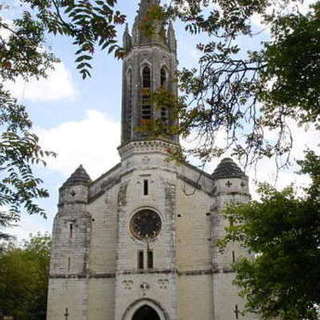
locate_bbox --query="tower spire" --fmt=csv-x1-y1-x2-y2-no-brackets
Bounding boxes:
120,0,179,147
132,0,166,47
138,0,160,15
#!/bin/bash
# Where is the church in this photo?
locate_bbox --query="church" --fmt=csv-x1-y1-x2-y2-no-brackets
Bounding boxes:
47,1,256,319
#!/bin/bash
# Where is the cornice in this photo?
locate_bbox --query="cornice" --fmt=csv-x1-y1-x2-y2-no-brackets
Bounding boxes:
118,139,180,160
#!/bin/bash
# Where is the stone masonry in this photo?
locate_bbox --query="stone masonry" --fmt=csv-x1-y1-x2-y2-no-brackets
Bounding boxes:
47,1,259,319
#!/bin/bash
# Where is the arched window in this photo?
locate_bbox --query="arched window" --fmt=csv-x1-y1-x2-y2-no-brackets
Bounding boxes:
142,66,151,88
132,305,161,320
127,69,133,136
160,67,167,87
141,66,152,120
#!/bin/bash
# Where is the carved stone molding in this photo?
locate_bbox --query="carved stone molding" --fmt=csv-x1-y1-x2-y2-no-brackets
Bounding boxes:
118,139,180,160
122,279,134,290
158,279,169,289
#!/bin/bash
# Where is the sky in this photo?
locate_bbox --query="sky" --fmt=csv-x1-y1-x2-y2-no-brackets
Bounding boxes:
2,0,318,241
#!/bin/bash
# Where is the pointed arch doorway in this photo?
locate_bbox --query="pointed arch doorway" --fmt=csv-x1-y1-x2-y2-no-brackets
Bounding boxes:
122,299,168,320
132,305,160,320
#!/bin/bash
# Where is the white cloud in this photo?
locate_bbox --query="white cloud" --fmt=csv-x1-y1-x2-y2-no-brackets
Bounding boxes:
0,17,13,41
4,62,76,102
241,120,319,198
36,110,121,179
251,0,317,31
8,111,118,241
8,215,51,244
1,16,76,102
184,120,319,200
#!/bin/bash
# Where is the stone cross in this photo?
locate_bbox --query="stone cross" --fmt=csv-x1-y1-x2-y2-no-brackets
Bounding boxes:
64,308,69,320
234,305,240,319
225,180,232,188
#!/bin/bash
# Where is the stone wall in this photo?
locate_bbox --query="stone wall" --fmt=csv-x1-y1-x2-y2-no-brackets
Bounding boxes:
47,279,88,319
47,140,257,320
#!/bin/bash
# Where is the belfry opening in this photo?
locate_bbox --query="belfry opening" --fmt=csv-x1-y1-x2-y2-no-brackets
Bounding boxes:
132,305,161,320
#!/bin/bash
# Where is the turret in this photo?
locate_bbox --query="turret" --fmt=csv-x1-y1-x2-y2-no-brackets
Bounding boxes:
210,159,254,320
58,164,91,207
211,158,249,197
50,165,92,277
210,157,250,271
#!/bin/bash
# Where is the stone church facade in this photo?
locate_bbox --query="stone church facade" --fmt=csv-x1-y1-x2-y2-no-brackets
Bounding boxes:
47,1,256,319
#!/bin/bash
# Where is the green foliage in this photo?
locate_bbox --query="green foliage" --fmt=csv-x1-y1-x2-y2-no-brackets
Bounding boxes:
261,4,320,126
138,4,168,39
1,0,126,79
0,11,56,81
0,233,51,319
219,152,320,319
0,0,126,238
163,0,320,165
0,88,56,222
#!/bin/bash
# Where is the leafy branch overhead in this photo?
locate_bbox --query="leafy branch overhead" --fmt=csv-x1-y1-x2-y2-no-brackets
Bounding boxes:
0,0,319,235
2,0,319,166
2,0,127,79
165,0,320,166
0,0,126,238
0,88,56,220
121,0,319,166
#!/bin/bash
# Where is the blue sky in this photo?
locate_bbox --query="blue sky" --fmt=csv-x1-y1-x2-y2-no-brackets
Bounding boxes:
3,0,318,241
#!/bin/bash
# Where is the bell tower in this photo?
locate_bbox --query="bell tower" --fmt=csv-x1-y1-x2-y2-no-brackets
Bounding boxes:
47,2,255,320
121,0,178,145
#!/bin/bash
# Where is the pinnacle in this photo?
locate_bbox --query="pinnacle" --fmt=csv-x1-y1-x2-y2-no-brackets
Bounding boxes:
124,23,129,33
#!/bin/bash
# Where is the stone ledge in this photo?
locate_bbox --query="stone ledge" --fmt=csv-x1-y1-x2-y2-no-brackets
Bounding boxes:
177,269,213,276
118,139,180,160
118,269,173,275
49,267,235,279
49,272,116,279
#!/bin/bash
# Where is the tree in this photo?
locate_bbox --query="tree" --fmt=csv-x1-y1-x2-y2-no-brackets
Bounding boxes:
1,1,319,318
160,2,319,319
218,150,320,320
1,0,318,234
0,0,126,238
0,233,51,319
117,0,319,166
169,0,320,166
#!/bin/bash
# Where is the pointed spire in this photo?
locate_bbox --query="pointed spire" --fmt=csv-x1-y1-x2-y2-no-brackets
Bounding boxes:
132,0,167,47
138,0,160,16
167,21,177,53
62,165,91,187
212,158,246,180
124,22,129,34
123,23,132,50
